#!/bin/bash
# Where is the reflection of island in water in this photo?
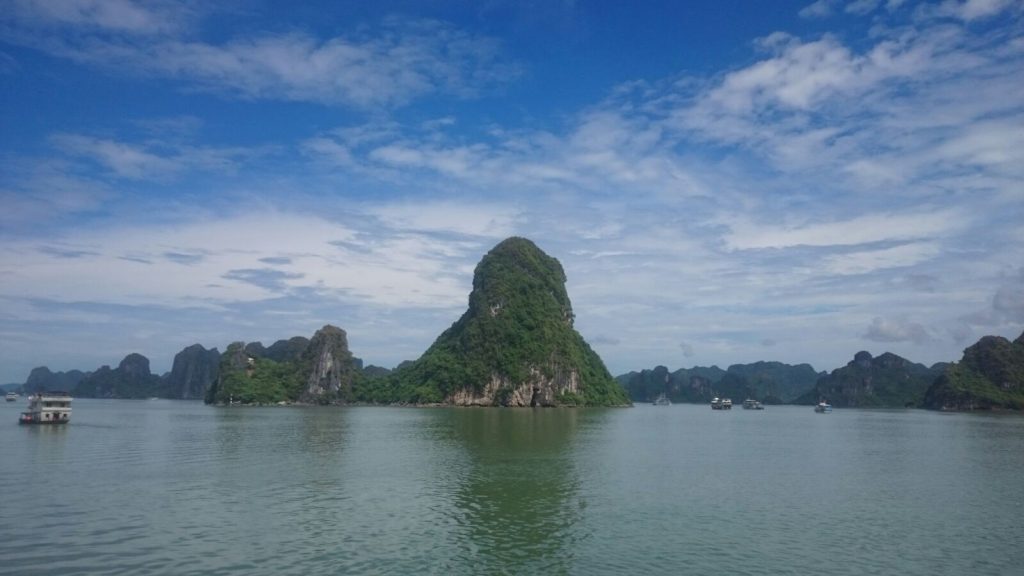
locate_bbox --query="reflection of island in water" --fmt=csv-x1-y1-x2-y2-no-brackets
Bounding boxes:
442,408,592,574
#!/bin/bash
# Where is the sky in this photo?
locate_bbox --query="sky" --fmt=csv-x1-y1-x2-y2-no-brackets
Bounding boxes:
1,0,1023,384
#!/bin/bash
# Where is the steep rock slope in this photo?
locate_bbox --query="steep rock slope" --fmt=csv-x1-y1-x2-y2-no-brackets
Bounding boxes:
924,331,1024,410
389,237,629,406
166,344,221,399
795,351,941,407
205,325,356,405
74,353,166,398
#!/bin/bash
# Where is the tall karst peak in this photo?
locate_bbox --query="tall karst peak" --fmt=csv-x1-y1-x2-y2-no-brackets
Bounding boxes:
300,324,358,403
392,236,629,407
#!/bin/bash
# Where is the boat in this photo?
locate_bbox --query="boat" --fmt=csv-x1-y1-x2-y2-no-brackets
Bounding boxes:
742,398,764,410
814,402,832,413
652,393,671,406
711,397,732,410
5,391,17,402
18,391,72,424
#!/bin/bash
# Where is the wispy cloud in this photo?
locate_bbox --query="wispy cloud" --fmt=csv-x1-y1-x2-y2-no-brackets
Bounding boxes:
49,132,268,180
722,211,963,251
799,0,840,19
37,245,100,259
163,252,205,265
223,268,305,293
2,9,519,108
259,256,293,266
918,0,1021,21
6,0,194,35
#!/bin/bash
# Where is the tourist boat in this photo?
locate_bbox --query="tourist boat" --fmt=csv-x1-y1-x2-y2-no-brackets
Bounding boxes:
711,397,733,410
742,398,764,410
18,392,72,424
814,402,832,413
5,391,17,402
652,393,671,406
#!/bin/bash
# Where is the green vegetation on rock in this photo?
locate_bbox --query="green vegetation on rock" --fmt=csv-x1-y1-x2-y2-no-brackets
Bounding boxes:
923,332,1024,410
794,351,942,408
208,349,304,404
617,361,821,404
384,237,629,406
24,366,89,394
204,325,356,405
74,353,166,399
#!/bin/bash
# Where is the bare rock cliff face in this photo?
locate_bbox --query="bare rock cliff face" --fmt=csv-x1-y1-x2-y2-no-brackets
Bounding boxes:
300,325,358,403
167,344,220,400
449,368,582,407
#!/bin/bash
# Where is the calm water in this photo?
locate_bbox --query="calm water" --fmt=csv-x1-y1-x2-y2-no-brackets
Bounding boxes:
2,400,1023,575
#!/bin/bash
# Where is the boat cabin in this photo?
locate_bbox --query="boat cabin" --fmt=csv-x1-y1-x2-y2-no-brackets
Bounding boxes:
19,392,72,424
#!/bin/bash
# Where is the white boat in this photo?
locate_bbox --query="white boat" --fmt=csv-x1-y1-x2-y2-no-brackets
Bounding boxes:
742,398,764,410
652,393,671,406
814,402,832,413
18,392,72,425
5,391,17,402
711,397,732,410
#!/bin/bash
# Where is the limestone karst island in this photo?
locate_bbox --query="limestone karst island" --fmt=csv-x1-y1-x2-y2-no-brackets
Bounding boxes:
207,237,631,407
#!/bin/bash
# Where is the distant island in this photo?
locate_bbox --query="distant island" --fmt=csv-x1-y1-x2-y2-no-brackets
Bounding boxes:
923,332,1024,410
620,335,1023,411
9,236,1023,411
617,362,823,405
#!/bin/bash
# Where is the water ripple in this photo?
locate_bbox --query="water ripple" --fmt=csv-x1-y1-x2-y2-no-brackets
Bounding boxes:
2,402,1024,575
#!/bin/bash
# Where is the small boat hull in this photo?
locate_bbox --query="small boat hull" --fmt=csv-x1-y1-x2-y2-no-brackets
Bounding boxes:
19,412,70,424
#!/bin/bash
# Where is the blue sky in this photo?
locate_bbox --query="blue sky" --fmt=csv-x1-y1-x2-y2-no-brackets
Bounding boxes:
1,0,1022,384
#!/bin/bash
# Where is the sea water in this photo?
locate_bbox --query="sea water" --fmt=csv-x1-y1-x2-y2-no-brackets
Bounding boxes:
1,400,1022,575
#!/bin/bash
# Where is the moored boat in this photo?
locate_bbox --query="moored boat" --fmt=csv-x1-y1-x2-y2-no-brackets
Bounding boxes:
814,402,832,413
652,393,671,406
18,392,72,424
711,397,733,410
742,398,764,410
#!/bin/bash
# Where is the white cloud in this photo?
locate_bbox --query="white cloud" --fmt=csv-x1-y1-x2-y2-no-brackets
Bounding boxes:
723,210,963,250
962,268,1024,327
864,316,933,343
6,0,190,34
821,242,942,275
800,0,840,19
2,14,519,108
51,134,179,179
993,283,1024,322
367,201,518,239
847,0,882,15
0,211,485,311
929,0,1019,21
48,132,268,181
